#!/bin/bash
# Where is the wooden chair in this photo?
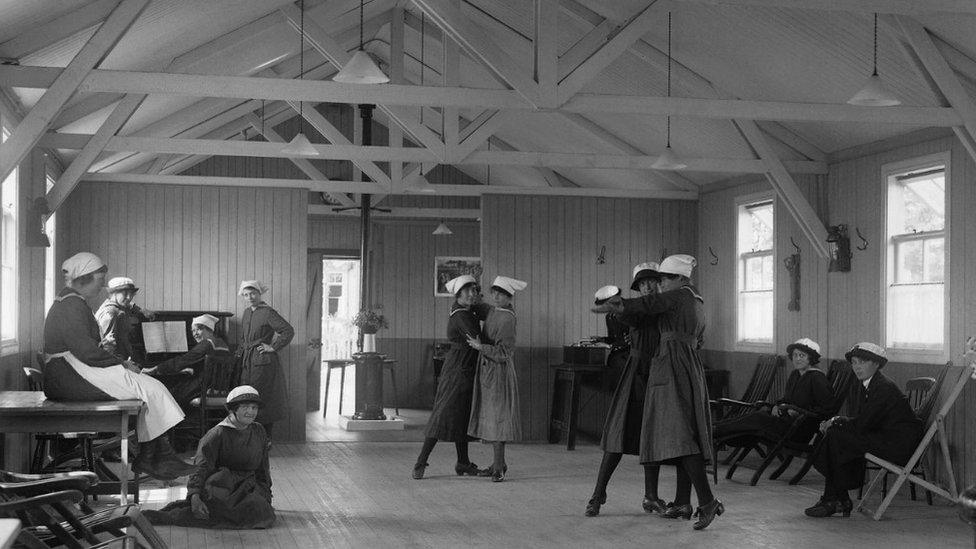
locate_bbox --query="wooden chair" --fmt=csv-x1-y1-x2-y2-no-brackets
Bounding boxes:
0,470,165,548
188,352,241,439
709,354,784,482
856,361,970,520
858,375,938,504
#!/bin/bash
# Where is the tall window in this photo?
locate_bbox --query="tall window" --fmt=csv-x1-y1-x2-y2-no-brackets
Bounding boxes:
1,126,18,348
736,196,775,346
45,173,57,313
884,155,948,354
326,272,343,316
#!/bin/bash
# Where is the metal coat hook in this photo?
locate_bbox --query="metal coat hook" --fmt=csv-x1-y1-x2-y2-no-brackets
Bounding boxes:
790,236,801,255
596,245,606,265
855,227,869,251
708,246,719,265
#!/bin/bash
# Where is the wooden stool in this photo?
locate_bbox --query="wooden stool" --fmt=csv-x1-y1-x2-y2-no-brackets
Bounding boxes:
323,359,354,416
382,359,399,416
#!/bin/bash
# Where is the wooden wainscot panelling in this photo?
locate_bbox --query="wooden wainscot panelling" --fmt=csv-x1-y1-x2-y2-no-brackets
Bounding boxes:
59,181,309,442
481,194,698,442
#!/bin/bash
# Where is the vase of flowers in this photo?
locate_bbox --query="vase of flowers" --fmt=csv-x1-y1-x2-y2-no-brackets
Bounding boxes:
352,309,388,352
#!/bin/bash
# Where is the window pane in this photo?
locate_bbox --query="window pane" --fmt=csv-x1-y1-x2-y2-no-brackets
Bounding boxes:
895,240,923,283
899,176,944,233
747,203,773,251
1,159,16,342
327,285,342,298
924,238,944,282
738,290,774,342
887,283,943,349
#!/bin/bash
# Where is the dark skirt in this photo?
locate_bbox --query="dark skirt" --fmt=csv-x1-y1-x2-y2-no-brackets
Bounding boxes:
813,423,924,490
600,350,648,455
145,468,275,529
424,355,476,442
240,352,287,425
713,410,818,443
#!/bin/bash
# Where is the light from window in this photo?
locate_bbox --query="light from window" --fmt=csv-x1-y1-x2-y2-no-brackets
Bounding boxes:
736,199,774,344
1,126,18,344
885,163,946,351
45,174,56,313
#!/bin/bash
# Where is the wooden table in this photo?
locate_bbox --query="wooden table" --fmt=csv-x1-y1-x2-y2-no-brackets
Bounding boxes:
323,359,354,416
0,391,142,502
0,519,18,549
548,364,605,451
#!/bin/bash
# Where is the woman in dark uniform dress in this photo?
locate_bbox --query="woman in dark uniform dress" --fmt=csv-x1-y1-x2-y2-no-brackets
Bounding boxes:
585,263,667,517
142,314,230,410
413,275,484,479
714,338,833,443
236,280,294,439
146,385,274,529
805,342,923,518
593,254,723,531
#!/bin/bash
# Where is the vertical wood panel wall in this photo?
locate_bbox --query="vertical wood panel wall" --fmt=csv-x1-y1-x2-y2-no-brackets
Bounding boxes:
481,195,698,441
697,134,976,487
58,182,309,442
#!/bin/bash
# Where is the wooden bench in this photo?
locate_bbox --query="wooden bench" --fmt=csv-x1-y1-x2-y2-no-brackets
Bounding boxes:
0,392,142,502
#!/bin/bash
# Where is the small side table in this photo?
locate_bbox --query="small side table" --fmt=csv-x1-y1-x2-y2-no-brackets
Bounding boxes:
548,364,604,450
323,359,354,416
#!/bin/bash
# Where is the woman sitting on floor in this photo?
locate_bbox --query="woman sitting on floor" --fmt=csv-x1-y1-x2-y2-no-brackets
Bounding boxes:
714,337,833,444
146,385,275,529
805,342,923,518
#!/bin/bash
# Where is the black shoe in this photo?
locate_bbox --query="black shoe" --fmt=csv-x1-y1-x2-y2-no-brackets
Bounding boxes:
479,464,508,477
804,498,852,518
412,462,428,480
454,462,481,476
585,494,607,517
491,469,505,483
662,502,693,520
642,497,668,515
693,499,724,530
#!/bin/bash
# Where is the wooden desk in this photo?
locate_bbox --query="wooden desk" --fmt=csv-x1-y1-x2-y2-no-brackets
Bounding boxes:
548,364,605,451
0,392,142,502
0,519,18,549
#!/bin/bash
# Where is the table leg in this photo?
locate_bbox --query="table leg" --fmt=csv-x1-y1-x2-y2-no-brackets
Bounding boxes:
568,372,581,451
339,366,346,416
323,366,332,417
120,414,128,503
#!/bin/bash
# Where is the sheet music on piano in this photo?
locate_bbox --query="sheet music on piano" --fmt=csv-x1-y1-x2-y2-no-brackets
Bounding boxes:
142,321,190,353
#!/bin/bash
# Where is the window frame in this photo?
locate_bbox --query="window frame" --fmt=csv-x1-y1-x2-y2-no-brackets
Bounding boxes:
1,124,18,355
880,152,950,364
734,191,776,352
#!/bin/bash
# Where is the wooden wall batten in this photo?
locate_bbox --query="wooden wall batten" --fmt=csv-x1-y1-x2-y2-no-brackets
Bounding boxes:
58,181,309,442
481,194,698,441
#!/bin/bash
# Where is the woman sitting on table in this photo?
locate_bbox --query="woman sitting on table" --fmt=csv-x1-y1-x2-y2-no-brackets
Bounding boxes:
805,342,923,518
714,338,833,444
146,385,274,529
141,314,230,410
43,252,193,480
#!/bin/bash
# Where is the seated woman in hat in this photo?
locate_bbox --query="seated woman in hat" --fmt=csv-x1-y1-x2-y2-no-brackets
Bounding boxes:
466,275,527,482
44,252,193,480
142,314,231,410
805,342,923,518
95,276,155,364
714,338,833,443
146,385,275,529
413,274,485,479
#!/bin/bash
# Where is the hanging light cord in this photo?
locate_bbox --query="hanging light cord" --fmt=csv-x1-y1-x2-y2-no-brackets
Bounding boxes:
261,99,266,178
420,12,425,125
666,11,672,148
359,0,365,51
299,0,305,133
872,12,878,76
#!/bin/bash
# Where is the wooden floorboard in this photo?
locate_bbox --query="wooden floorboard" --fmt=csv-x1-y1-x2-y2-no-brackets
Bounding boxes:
131,441,972,548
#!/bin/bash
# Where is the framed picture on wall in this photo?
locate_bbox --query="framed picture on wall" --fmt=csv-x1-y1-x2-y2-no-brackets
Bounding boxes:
434,256,483,296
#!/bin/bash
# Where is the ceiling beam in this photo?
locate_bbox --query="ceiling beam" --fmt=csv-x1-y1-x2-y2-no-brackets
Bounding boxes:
81,172,698,199
662,0,976,16
309,204,480,218
755,121,827,162
535,0,560,106
41,134,826,174
0,0,121,60
0,0,150,183
557,20,617,81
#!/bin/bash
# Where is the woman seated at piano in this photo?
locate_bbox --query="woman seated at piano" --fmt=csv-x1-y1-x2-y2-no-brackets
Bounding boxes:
145,385,275,529
43,252,193,481
141,314,230,409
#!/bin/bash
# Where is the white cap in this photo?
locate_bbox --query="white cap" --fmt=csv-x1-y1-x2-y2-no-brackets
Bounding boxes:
846,342,887,365
225,385,262,408
658,254,697,278
490,276,527,296
239,280,268,295
631,262,661,290
594,285,621,304
445,274,477,295
192,314,219,332
787,337,821,357
107,276,138,293
62,252,106,281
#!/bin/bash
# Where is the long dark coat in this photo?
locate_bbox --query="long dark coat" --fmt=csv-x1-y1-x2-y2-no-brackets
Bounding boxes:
622,285,711,465
814,371,923,490
237,303,294,425
600,310,659,455
714,367,833,442
425,303,482,441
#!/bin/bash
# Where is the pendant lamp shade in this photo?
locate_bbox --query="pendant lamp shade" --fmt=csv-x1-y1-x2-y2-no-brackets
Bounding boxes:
282,132,319,156
334,50,390,84
652,145,687,170
433,221,453,235
847,72,901,106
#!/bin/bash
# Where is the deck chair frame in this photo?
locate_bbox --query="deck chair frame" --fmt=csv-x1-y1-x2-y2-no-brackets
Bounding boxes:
856,362,974,520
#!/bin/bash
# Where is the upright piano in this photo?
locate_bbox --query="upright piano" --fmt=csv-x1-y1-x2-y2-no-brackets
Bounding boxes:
130,310,234,366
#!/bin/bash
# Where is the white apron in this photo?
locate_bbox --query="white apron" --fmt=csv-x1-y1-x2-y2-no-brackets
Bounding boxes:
45,351,185,442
